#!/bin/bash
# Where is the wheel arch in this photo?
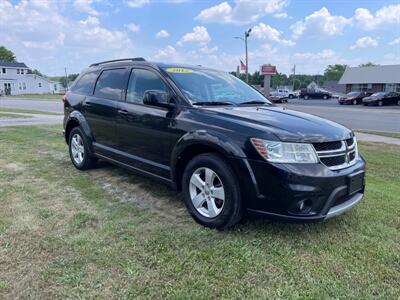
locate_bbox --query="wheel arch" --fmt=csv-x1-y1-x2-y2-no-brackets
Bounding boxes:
171,130,246,191
65,111,94,150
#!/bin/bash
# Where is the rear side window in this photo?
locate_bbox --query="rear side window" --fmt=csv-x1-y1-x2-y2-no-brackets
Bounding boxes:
71,71,98,95
94,69,127,101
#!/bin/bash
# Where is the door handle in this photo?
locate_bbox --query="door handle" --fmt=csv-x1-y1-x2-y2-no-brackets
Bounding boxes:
83,101,92,107
118,109,129,115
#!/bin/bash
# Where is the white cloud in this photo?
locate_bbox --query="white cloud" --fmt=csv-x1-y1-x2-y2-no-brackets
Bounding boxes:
350,36,378,49
291,7,351,39
294,49,336,60
195,0,287,24
155,29,170,38
178,26,211,46
388,37,400,45
126,0,150,8
73,0,100,16
199,46,218,54
273,12,289,19
154,45,179,60
0,0,134,74
353,4,400,30
125,23,140,32
252,22,295,46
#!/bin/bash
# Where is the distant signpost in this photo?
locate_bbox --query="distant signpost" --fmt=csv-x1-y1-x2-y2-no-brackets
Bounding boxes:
260,65,276,97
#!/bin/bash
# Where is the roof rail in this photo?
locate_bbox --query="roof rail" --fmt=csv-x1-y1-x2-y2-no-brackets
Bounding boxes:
89,57,146,67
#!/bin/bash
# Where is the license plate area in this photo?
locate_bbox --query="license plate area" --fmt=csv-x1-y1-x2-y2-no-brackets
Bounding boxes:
347,171,364,195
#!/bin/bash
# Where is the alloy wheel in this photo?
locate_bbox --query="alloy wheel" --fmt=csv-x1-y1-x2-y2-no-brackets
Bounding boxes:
189,167,225,218
71,133,85,165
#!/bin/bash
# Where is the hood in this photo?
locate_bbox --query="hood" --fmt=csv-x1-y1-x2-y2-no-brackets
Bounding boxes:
202,105,352,142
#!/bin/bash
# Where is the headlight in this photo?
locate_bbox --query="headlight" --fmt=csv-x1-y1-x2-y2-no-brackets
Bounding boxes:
251,138,318,163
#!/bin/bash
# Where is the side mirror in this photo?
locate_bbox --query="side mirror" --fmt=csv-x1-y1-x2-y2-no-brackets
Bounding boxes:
143,90,174,108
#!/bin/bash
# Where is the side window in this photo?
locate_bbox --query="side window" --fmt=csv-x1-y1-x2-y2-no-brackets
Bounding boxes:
127,69,167,104
71,71,99,95
94,69,127,101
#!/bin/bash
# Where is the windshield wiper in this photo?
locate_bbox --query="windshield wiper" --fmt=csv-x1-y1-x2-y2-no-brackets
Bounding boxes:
238,100,269,105
192,101,236,106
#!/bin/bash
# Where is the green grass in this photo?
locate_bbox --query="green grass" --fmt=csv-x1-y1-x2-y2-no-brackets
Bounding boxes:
0,108,61,116
356,130,400,139
2,93,62,100
0,125,399,299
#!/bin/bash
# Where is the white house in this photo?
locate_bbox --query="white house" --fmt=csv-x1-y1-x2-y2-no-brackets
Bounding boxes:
0,61,63,95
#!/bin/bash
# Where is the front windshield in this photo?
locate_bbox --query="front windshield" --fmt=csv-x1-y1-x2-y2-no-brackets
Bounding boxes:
371,92,385,97
347,92,359,97
163,67,271,105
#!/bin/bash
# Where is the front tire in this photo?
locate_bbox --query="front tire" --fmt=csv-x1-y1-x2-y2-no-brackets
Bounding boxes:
182,153,243,229
353,99,357,105
68,127,97,170
378,100,383,106
304,95,309,100
323,95,328,100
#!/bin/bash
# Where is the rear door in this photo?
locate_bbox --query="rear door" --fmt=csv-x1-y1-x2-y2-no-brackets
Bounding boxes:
83,68,129,155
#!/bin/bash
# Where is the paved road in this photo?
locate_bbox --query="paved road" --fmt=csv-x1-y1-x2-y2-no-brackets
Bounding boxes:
281,101,400,132
0,113,63,127
0,98,63,113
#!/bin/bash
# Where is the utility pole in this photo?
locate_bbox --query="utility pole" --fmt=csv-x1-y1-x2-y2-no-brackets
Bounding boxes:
292,64,296,91
234,28,252,83
64,67,69,91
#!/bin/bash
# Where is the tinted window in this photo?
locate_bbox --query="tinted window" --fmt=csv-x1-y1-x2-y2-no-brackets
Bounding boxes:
71,71,98,95
127,69,167,103
94,69,127,100
164,67,270,105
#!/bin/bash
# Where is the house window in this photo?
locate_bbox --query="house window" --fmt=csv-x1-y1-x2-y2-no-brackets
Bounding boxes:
19,83,22,90
351,84,369,92
2,68,5,74
17,69,20,74
38,82,42,88
21,69,24,74
23,82,26,90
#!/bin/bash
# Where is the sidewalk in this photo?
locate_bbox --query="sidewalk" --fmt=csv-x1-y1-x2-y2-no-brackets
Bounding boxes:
355,132,400,145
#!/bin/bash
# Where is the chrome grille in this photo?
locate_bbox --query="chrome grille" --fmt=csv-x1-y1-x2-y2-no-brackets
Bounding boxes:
313,138,358,170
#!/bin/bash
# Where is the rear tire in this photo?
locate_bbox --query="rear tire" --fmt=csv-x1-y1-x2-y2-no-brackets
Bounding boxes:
353,99,357,105
182,153,243,229
378,100,383,106
304,95,309,100
323,95,328,100
68,127,97,170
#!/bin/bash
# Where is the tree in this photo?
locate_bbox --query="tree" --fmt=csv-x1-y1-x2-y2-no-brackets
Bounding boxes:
323,64,347,81
0,46,16,62
32,69,44,76
359,62,379,67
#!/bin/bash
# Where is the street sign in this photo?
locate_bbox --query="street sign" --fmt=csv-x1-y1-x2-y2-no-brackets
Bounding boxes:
260,65,277,75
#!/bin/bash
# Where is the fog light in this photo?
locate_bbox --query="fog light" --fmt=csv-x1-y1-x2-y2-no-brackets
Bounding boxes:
297,199,312,213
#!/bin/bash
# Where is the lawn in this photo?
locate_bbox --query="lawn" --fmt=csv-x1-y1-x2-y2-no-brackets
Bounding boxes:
0,108,61,116
356,130,400,139
0,125,399,299
1,93,61,100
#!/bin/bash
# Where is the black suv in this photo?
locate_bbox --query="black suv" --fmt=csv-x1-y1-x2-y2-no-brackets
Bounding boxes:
63,58,366,229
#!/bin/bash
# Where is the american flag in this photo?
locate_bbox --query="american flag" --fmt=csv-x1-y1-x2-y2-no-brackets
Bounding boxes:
240,60,246,70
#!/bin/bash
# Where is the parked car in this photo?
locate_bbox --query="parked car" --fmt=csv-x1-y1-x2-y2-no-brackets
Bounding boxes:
300,89,332,100
63,58,366,229
362,92,400,106
276,89,297,99
269,91,288,103
338,91,371,105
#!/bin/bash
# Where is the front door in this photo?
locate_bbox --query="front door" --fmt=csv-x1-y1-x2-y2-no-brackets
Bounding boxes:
116,68,178,178
83,68,129,156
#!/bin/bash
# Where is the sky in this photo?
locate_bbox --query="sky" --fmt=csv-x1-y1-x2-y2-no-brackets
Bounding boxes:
1,0,399,76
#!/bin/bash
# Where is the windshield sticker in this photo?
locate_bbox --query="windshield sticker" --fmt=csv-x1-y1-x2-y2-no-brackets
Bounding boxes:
166,67,193,74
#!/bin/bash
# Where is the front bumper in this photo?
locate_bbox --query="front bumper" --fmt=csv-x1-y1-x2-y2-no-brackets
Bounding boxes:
238,156,366,222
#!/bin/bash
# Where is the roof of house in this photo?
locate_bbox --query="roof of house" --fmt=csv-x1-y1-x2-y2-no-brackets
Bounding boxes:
0,61,29,68
339,64,400,84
